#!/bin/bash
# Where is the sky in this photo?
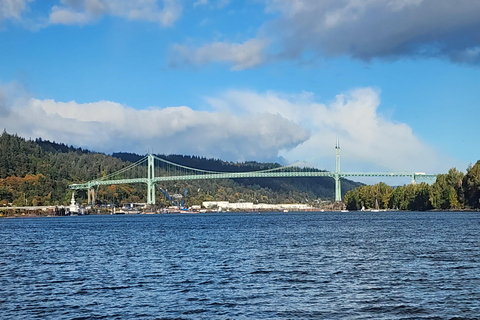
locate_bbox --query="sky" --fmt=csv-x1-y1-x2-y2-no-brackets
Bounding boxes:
0,0,479,183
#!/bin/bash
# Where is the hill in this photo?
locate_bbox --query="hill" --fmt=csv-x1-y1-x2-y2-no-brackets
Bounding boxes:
0,131,362,207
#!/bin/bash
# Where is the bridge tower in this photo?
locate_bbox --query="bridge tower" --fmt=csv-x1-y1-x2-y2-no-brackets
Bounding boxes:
334,139,342,202
147,154,156,205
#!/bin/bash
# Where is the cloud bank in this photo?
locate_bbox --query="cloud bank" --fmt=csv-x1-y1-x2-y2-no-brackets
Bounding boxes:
266,0,480,64
0,83,308,162
172,0,480,68
0,82,444,173
207,87,443,173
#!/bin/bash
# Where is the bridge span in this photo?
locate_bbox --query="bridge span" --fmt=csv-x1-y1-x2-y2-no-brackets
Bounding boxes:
69,144,437,205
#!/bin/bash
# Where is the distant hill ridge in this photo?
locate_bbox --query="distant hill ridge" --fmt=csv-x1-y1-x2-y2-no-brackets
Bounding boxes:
112,152,321,173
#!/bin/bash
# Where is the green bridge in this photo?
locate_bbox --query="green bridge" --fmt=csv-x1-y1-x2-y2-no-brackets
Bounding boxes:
69,144,437,205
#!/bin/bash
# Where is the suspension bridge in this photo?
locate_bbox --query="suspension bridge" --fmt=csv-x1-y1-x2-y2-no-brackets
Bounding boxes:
69,143,437,205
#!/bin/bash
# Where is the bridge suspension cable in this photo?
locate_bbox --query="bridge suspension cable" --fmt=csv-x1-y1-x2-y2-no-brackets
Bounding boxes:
99,156,148,181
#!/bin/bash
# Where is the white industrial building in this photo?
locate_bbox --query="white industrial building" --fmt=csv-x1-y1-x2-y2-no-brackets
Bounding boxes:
202,201,313,211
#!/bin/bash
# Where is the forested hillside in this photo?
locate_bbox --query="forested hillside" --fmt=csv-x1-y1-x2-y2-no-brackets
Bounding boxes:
0,132,128,206
0,131,361,207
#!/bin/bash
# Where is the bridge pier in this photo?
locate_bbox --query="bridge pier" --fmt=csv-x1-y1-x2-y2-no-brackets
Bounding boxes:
147,183,155,205
87,188,96,205
334,174,342,202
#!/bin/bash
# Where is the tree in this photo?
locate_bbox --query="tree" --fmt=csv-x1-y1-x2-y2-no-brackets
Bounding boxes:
411,183,432,211
430,168,464,210
389,185,405,210
0,186,14,204
463,161,480,209
345,188,361,210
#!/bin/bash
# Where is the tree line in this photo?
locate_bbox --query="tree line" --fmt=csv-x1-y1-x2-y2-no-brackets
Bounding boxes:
344,164,480,211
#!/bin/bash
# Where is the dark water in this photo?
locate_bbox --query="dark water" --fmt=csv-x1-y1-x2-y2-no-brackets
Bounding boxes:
1,212,479,319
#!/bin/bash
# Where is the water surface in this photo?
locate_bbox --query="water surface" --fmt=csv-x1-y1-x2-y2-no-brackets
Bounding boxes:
1,212,479,319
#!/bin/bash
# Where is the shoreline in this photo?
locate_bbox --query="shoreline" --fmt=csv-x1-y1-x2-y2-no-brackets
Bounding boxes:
1,208,479,219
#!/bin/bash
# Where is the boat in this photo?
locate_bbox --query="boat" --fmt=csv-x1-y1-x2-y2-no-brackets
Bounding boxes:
371,199,380,212
68,193,80,215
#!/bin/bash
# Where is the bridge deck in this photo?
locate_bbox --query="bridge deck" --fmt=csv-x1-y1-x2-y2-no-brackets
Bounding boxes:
69,171,437,189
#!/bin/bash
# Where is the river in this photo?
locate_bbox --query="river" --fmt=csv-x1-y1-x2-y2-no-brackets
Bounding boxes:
1,211,479,319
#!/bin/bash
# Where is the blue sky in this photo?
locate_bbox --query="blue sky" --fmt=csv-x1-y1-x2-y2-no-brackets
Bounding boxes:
0,0,479,181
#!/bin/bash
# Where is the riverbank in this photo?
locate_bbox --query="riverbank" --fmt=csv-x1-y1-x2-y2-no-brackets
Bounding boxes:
1,207,479,218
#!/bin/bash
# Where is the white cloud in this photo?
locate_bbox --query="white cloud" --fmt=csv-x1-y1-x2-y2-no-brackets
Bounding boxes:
0,83,308,162
169,39,269,70
48,0,182,27
264,0,480,64
49,6,93,25
207,87,445,174
0,0,29,21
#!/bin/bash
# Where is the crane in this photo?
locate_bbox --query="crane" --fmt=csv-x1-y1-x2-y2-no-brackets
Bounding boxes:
156,185,188,210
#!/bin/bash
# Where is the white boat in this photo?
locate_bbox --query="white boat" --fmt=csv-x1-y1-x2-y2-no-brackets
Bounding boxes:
69,193,80,215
